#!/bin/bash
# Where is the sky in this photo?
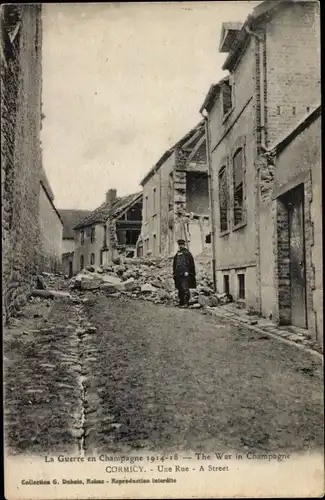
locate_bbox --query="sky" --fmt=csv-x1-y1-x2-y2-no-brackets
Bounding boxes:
42,1,260,210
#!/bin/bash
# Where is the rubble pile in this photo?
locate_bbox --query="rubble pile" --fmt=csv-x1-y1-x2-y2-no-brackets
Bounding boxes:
68,257,233,309
40,272,68,291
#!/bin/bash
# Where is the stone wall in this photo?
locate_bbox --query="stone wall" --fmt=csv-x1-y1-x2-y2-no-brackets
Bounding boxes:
38,182,63,273
1,5,43,321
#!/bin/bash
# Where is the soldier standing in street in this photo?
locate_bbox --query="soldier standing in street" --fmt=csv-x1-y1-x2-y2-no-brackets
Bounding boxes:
173,239,196,308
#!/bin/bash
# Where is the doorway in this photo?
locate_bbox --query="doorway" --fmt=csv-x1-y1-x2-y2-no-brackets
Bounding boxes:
68,260,73,278
278,184,307,328
287,185,307,328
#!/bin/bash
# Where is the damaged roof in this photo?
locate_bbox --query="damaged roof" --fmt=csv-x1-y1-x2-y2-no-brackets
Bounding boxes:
221,0,304,71
59,209,93,239
199,75,230,114
201,1,307,112
140,120,205,186
74,191,143,230
219,22,244,53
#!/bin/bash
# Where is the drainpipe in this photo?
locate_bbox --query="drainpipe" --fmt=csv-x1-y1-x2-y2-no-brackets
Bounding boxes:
245,23,271,315
201,109,217,292
245,24,271,153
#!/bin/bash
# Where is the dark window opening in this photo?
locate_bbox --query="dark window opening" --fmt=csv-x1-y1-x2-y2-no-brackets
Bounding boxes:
80,230,85,245
233,148,245,226
238,273,245,299
80,255,84,270
223,275,230,295
218,166,229,232
103,224,107,247
90,227,96,243
100,251,103,265
234,184,244,225
205,233,211,244
153,234,157,256
186,171,209,214
127,202,142,221
90,253,95,265
168,172,174,211
125,230,140,246
222,80,233,116
145,196,148,221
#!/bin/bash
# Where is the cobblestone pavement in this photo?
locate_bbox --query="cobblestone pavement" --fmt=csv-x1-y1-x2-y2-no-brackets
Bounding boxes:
4,298,85,455
4,294,324,456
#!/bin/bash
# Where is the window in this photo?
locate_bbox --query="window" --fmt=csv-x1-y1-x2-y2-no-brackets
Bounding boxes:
145,195,148,221
103,224,107,246
90,253,95,265
238,273,245,299
126,230,139,246
80,230,85,245
168,173,174,210
153,234,157,256
100,251,103,265
144,238,149,255
218,166,229,232
90,227,96,243
80,255,84,270
153,187,157,214
233,148,245,226
223,275,230,295
205,232,211,244
222,80,233,116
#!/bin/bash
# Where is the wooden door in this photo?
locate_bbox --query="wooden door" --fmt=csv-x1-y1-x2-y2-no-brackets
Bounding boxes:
288,186,307,328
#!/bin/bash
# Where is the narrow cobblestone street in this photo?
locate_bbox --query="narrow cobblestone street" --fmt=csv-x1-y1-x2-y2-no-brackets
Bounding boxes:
4,294,323,457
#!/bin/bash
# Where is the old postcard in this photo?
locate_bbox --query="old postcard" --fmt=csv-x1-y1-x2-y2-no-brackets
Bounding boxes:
2,1,323,499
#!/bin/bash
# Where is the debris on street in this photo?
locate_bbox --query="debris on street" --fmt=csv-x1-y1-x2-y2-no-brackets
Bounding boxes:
67,256,224,307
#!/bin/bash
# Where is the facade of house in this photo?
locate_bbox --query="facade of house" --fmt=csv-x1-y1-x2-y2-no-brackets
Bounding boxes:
1,5,43,320
73,189,142,272
201,0,321,342
38,167,63,273
140,121,211,258
60,209,92,254
258,107,322,344
59,209,92,277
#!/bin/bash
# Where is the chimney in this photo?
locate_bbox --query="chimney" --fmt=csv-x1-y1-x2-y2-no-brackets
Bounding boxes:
106,188,117,205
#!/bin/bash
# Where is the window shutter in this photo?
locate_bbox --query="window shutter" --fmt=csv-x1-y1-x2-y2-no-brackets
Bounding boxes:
233,149,243,186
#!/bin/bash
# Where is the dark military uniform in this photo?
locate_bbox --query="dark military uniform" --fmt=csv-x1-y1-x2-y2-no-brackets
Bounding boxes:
173,247,196,306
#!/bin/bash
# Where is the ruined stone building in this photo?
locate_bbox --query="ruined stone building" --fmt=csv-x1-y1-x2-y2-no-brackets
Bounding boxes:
140,121,211,258
73,190,142,272
59,209,92,277
201,0,321,343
